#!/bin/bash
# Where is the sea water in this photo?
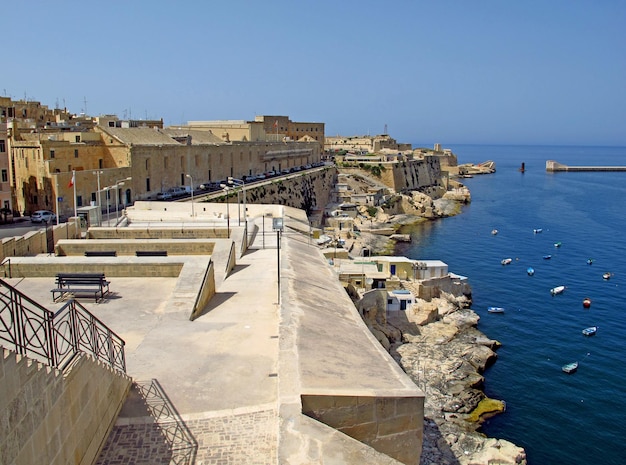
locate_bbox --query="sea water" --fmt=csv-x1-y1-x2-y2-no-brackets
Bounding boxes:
396,145,626,465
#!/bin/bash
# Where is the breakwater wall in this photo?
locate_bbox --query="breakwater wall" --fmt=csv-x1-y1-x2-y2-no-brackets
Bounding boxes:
546,160,626,172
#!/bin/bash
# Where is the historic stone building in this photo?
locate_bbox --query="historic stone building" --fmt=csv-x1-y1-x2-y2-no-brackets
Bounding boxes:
6,110,323,218
325,134,412,154
185,115,325,144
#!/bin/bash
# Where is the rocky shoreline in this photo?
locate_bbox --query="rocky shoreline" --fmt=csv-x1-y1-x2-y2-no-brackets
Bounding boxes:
345,180,527,464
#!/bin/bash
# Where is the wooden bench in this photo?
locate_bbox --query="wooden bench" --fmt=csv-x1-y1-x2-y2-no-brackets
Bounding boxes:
51,273,110,302
84,250,117,257
135,250,168,257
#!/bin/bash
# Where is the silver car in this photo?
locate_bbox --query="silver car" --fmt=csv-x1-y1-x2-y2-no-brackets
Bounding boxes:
31,210,56,223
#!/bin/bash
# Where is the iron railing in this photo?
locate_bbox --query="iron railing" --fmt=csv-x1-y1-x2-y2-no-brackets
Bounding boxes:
0,279,126,373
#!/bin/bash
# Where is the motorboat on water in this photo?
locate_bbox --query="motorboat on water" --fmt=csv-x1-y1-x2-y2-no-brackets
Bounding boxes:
582,326,598,336
550,285,566,295
533,228,543,233
603,272,612,280
543,255,552,260
487,307,505,313
587,258,593,265
562,361,578,374
491,229,498,235
501,258,512,265
527,267,535,276
583,297,592,308
554,242,562,248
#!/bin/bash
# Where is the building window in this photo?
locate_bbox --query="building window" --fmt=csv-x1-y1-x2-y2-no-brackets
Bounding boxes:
99,159,103,169
1,170,7,183
0,140,5,152
77,195,83,207
74,149,78,158
75,135,80,143
146,178,151,192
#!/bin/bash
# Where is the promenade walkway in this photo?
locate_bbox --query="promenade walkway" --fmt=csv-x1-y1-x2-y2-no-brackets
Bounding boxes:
4,205,421,464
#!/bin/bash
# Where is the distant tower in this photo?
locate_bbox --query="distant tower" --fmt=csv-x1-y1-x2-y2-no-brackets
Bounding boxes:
384,124,388,135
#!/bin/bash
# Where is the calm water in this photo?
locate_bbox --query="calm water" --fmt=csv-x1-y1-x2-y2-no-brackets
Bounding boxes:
396,145,626,465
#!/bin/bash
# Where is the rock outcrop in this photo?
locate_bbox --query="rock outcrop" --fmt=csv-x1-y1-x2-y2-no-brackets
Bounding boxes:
385,299,526,465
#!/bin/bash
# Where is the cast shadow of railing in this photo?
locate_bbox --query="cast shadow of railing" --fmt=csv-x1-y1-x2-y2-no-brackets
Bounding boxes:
134,379,198,465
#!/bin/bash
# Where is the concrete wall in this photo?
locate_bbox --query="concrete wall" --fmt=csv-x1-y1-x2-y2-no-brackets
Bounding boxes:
0,349,131,465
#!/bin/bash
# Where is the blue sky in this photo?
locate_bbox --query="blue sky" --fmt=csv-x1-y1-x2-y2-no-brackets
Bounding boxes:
4,1,625,146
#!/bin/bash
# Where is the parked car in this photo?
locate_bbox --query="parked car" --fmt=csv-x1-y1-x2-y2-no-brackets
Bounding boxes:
156,191,172,200
169,187,187,197
31,210,56,223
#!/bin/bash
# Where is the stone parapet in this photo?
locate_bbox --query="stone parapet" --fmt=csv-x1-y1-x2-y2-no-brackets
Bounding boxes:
278,237,424,464
0,349,131,465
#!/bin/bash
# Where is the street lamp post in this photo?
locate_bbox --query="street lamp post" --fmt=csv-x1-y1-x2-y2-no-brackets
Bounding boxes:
220,184,231,237
228,177,246,226
102,186,111,225
114,177,132,225
185,174,194,217
92,170,103,226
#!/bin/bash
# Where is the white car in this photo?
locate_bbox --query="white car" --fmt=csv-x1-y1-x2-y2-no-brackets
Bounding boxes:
31,210,56,223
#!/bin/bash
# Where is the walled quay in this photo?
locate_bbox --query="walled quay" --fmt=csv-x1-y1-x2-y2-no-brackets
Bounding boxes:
546,160,626,172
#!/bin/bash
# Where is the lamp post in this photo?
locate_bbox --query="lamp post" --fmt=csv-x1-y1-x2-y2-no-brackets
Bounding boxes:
228,177,246,226
92,170,103,226
220,184,231,237
102,186,111,225
185,174,194,217
114,177,132,225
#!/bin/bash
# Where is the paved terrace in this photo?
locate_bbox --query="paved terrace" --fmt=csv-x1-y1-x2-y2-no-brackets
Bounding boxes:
4,202,423,464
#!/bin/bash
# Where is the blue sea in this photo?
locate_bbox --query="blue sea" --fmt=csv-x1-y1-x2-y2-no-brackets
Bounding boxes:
396,145,626,465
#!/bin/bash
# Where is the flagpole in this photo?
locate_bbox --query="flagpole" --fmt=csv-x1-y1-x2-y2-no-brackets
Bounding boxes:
72,170,77,218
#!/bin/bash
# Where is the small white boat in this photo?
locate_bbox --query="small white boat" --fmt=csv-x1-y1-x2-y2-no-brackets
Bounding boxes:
527,267,535,276
603,272,611,280
550,285,566,295
562,361,578,374
487,307,505,313
491,229,499,235
582,326,598,336
554,242,562,248
501,258,512,265
533,228,543,233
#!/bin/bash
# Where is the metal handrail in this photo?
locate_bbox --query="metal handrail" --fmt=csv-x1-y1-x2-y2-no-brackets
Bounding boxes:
1,258,11,278
0,279,125,373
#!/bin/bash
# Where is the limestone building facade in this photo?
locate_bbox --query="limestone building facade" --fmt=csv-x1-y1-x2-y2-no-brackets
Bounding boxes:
185,115,325,144
6,110,323,218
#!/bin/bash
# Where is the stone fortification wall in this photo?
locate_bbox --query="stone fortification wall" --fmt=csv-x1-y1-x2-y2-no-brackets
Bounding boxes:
341,157,443,194
241,167,336,212
0,349,131,465
383,156,443,193
278,237,424,464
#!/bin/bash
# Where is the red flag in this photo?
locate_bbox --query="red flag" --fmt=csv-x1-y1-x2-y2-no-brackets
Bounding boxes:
68,172,75,188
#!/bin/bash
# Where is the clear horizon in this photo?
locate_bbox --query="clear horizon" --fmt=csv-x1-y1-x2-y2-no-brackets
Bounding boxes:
4,1,625,146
